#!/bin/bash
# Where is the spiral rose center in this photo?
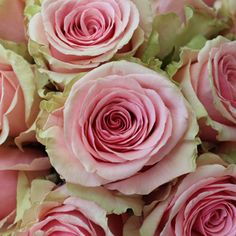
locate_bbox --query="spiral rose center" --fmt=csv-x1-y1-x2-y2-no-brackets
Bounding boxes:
104,107,133,133
77,9,103,37
93,100,143,149
60,3,115,46
193,201,236,236
205,208,227,227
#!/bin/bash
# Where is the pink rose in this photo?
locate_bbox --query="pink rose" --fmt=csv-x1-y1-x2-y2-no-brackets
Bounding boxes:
38,61,198,195
0,0,26,42
16,183,119,236
28,0,143,73
0,145,50,231
139,154,236,236
152,0,215,22
174,37,236,141
0,44,39,144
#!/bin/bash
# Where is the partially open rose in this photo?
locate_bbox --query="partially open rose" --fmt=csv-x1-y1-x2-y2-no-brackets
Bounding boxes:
139,153,236,236
38,61,198,195
0,145,50,233
28,0,144,73
16,182,119,236
0,44,39,144
174,36,236,141
0,45,39,144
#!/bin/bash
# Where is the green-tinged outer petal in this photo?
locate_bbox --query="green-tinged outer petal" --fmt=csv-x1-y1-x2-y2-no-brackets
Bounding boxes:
37,68,86,91
67,183,143,216
38,68,80,87
115,27,145,59
30,179,55,204
17,179,60,229
15,122,37,148
197,152,228,166
0,43,39,126
0,39,32,62
64,197,114,236
15,172,31,223
140,199,171,236
177,61,209,119
28,40,48,70
137,182,175,236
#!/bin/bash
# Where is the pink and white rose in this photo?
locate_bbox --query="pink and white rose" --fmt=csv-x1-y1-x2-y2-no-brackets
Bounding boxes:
139,153,236,236
16,183,119,236
0,145,50,232
38,61,198,195
28,0,144,73
174,36,236,141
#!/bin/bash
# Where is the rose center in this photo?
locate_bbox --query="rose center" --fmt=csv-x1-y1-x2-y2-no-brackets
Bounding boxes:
79,9,103,37
65,6,110,43
206,208,227,227
193,201,235,235
103,106,133,133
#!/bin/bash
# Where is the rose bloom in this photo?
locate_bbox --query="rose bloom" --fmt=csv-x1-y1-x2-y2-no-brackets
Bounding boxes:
139,153,236,236
16,183,120,236
28,0,144,73
152,0,215,22
0,0,26,42
0,44,39,144
0,145,50,232
38,61,198,195
174,36,236,141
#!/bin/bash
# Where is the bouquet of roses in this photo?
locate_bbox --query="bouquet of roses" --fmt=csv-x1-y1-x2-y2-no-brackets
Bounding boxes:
1,0,236,235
